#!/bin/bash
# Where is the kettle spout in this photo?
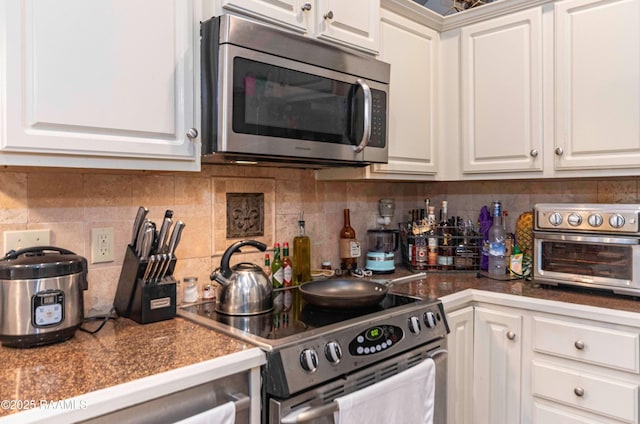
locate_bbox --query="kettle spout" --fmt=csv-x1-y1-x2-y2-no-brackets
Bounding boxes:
210,267,229,286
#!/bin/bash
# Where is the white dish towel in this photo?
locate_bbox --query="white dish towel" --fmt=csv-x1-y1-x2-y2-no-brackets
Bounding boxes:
334,358,436,424
174,400,236,424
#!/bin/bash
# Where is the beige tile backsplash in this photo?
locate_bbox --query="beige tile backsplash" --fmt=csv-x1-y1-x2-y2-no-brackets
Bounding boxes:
0,165,637,315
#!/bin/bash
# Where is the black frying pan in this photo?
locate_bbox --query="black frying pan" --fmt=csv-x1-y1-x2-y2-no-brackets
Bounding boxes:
298,279,388,308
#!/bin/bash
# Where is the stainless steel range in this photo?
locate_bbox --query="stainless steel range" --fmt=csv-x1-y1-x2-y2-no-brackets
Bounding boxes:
179,279,448,423
533,203,640,296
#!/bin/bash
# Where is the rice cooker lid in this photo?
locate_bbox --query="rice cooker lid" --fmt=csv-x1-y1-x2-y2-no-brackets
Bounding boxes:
0,246,87,280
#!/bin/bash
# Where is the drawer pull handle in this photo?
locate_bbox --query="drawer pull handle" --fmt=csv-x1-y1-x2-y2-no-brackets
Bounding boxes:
506,331,516,340
574,340,585,350
574,387,585,397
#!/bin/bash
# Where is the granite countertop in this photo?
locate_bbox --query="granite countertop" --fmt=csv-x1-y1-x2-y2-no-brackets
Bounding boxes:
0,317,255,417
3,271,639,419
388,271,640,314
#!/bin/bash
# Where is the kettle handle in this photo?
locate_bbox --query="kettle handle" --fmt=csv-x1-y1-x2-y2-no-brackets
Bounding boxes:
219,240,267,279
3,245,76,260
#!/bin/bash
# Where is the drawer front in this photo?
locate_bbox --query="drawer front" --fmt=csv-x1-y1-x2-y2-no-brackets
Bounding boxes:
533,316,640,373
534,401,627,424
532,361,639,423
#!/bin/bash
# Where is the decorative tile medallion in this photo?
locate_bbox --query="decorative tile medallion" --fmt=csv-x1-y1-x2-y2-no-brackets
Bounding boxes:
226,193,264,238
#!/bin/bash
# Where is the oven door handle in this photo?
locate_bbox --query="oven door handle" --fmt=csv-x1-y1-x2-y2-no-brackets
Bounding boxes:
281,402,338,424
428,348,448,359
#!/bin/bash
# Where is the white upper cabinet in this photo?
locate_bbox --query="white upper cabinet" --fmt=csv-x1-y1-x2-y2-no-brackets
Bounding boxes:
316,7,438,181
374,8,438,177
0,0,200,171
460,8,543,174
554,0,640,171
220,0,379,53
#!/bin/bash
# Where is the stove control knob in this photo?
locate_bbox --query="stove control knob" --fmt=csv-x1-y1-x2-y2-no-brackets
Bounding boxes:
408,316,421,334
300,348,319,373
324,342,342,364
588,213,603,227
609,214,625,228
423,311,437,329
549,212,563,226
567,213,582,226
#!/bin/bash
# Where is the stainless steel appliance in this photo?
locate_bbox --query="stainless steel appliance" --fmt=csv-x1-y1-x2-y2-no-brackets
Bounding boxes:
533,203,640,296
201,14,390,168
179,277,448,423
0,246,88,348
366,199,399,274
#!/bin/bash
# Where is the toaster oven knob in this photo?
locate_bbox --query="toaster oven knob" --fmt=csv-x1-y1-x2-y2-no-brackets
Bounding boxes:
609,214,625,228
567,213,582,227
325,342,342,364
588,213,603,227
300,348,319,373
408,316,421,334
423,312,437,329
549,212,563,226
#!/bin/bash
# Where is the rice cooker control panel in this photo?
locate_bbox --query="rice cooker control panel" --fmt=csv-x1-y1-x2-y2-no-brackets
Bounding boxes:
32,290,64,327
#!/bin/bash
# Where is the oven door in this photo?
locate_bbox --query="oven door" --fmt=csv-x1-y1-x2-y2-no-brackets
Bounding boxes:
267,341,447,424
534,232,640,294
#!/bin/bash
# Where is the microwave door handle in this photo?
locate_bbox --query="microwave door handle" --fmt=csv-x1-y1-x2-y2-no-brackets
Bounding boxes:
353,78,372,153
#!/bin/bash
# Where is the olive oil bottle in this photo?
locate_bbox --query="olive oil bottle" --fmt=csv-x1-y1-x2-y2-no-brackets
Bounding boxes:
293,212,311,285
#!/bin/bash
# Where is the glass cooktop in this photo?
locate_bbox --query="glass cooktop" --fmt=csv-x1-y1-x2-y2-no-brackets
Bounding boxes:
180,287,422,341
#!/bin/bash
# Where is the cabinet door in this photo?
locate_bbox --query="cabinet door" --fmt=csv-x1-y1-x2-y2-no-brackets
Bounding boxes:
473,307,522,424
315,0,379,53
460,8,543,174
1,0,199,170
221,0,307,33
554,0,640,170
372,9,437,177
447,307,475,424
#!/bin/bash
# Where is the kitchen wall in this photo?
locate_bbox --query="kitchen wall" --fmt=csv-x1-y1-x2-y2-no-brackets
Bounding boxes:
0,165,637,315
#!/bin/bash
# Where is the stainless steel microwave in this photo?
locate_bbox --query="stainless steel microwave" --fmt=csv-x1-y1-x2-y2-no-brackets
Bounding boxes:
200,15,390,167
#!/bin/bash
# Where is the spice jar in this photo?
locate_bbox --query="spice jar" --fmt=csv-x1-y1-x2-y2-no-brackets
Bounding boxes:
183,277,198,303
202,283,215,300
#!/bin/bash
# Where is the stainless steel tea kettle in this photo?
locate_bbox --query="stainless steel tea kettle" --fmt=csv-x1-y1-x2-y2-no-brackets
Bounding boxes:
211,240,273,315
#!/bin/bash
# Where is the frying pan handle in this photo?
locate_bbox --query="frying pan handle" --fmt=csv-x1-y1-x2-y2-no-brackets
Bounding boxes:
219,240,267,279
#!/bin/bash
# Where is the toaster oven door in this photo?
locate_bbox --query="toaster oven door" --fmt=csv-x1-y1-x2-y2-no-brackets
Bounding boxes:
533,232,640,294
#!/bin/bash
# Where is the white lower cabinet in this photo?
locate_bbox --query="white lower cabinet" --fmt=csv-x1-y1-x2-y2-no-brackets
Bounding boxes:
445,293,640,424
446,306,474,424
446,304,524,424
473,306,523,424
531,314,640,424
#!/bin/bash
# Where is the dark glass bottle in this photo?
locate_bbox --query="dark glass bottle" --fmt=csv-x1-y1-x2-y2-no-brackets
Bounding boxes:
437,201,454,270
339,209,359,271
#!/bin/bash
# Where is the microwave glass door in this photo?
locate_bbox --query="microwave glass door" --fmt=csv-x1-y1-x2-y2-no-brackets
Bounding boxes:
540,240,633,280
231,58,386,148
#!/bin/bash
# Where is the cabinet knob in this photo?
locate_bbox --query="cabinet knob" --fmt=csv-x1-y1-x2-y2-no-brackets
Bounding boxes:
574,340,585,350
530,149,538,157
324,10,334,20
555,147,564,156
301,2,312,11
506,331,516,340
186,128,199,140
574,387,585,397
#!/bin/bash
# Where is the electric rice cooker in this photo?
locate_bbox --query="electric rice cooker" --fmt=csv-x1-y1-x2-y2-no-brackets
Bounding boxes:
0,246,88,348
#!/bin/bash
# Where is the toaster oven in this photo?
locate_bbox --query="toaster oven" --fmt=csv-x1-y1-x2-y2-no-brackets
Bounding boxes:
533,203,640,296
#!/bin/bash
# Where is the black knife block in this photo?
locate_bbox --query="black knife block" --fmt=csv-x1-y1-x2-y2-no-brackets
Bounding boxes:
114,245,177,324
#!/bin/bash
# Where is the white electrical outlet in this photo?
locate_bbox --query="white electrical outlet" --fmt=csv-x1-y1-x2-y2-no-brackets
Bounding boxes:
4,229,51,252
91,227,115,264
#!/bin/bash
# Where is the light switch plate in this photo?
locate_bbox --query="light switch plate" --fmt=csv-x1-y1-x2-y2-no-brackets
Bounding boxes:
4,229,51,252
